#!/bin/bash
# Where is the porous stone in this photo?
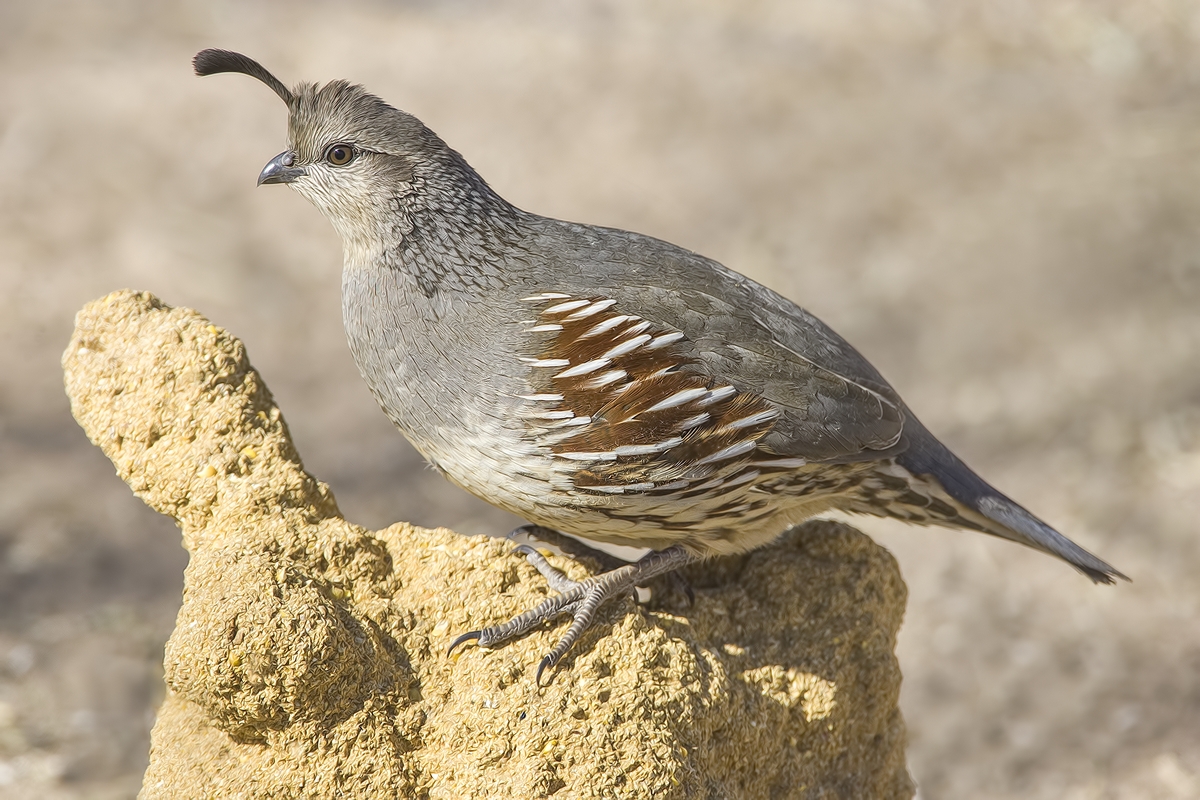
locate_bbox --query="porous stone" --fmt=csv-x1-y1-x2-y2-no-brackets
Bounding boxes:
63,290,914,799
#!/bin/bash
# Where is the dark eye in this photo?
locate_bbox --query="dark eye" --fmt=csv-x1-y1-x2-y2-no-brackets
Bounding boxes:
325,144,355,166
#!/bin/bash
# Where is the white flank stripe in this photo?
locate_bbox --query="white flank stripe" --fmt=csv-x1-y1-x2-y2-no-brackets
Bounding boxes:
567,298,618,320
723,408,780,430
698,385,737,406
556,451,618,462
622,320,653,337
543,299,591,315
555,358,611,378
521,292,571,302
518,393,564,402
526,323,564,333
520,357,570,368
601,333,652,360
646,387,709,413
645,331,686,350
585,370,627,388
587,482,656,494
753,456,807,468
580,315,631,339
561,416,592,427
530,410,575,420
677,412,711,430
696,439,757,466
613,437,684,457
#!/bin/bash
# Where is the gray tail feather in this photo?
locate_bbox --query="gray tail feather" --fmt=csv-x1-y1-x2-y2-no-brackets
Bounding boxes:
896,422,1127,585
971,494,1126,584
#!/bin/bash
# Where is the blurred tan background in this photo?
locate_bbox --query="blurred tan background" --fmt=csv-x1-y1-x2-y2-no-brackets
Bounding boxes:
1,0,1198,797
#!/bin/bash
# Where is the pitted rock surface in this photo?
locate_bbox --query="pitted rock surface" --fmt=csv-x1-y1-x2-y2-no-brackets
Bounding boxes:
64,290,913,800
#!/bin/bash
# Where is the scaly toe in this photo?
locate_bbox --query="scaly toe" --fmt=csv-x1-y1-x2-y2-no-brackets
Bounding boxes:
531,570,642,684
513,544,584,594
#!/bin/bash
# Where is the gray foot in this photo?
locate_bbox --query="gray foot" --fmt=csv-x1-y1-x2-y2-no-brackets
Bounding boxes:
505,524,629,573
449,542,698,685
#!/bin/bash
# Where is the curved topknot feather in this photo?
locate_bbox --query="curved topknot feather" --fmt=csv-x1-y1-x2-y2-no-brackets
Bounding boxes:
194,49,295,107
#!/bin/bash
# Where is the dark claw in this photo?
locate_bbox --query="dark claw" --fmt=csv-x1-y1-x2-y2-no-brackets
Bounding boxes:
447,630,481,656
535,654,555,687
670,571,696,607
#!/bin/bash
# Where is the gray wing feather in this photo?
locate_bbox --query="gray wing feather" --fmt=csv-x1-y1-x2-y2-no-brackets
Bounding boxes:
536,221,907,463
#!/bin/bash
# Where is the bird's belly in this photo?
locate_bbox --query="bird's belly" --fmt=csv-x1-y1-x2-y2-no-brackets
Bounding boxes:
429,431,869,556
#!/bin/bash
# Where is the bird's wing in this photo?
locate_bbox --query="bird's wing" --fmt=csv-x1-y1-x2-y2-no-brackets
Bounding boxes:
533,223,909,464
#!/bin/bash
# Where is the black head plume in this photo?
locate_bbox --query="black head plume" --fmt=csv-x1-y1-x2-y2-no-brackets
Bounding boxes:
194,49,295,108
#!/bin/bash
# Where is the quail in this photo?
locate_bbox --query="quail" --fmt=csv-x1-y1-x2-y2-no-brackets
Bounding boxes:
194,50,1125,683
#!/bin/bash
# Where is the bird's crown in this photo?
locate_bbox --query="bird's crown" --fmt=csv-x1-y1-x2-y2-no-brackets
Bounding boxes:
193,48,444,165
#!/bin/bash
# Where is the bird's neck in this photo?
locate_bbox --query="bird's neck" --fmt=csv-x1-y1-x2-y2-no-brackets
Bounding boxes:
362,155,527,297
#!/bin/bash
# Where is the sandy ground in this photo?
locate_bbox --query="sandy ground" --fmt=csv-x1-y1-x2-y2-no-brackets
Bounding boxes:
1,1,1198,797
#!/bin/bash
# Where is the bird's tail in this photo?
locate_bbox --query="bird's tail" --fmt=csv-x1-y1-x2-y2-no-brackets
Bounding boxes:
887,419,1127,585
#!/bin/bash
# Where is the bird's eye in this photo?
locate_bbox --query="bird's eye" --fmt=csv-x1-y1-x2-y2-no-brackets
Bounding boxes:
325,144,355,166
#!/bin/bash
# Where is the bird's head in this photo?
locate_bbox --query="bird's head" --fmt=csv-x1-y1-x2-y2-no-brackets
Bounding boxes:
193,49,464,252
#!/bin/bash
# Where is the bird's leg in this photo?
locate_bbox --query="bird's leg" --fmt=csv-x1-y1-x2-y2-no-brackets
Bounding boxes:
449,543,699,684
505,524,630,573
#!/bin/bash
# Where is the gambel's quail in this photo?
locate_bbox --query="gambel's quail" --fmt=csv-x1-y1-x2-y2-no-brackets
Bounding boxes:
195,50,1125,683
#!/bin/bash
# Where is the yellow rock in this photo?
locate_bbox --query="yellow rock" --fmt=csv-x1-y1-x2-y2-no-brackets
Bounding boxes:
64,290,913,800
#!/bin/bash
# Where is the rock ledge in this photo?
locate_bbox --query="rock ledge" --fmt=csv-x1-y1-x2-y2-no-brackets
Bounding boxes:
63,290,913,799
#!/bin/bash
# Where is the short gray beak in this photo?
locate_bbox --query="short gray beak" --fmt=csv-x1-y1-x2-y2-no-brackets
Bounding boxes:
257,151,305,185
